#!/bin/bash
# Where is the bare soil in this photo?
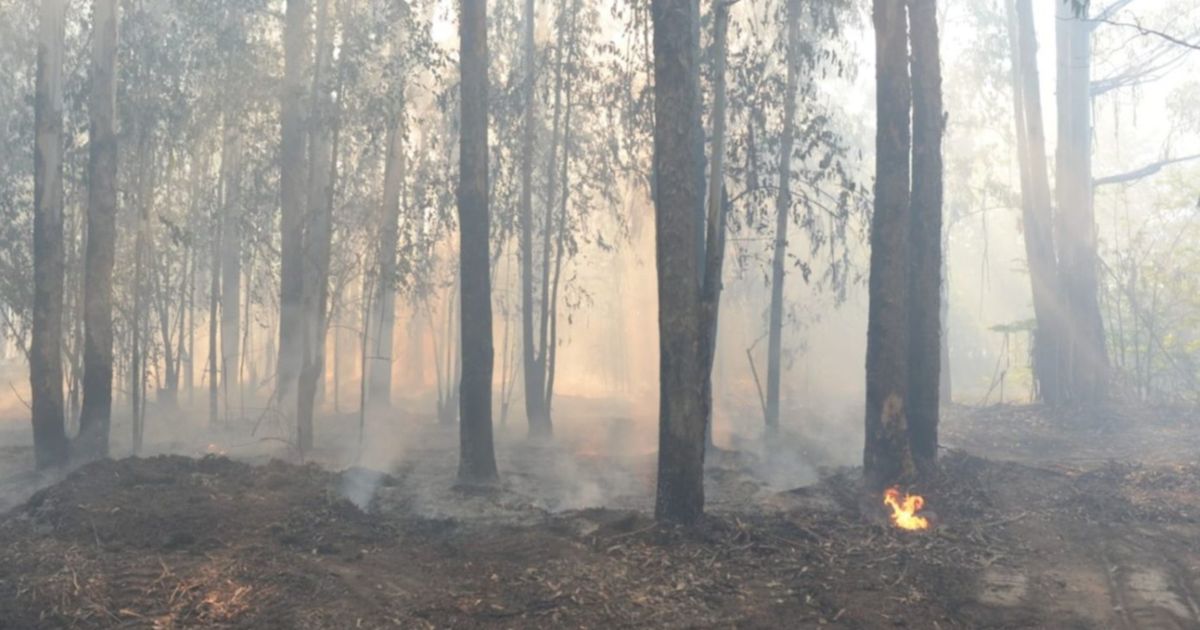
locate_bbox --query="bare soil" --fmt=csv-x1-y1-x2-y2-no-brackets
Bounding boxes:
1,404,1199,628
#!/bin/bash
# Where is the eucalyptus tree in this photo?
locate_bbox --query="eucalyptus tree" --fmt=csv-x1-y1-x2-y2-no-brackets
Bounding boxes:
78,0,120,460
31,0,70,468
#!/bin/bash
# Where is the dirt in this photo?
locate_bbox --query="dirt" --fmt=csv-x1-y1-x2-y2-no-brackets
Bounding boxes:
0,405,1199,628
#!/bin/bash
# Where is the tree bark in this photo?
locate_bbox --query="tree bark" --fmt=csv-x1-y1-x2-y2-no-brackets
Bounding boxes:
906,0,943,467
31,0,70,469
297,0,336,454
367,122,405,410
457,0,499,484
864,0,915,491
278,0,311,408
220,113,243,418
79,0,120,460
652,0,707,524
1010,0,1065,403
1055,0,1108,403
765,0,801,438
700,0,733,450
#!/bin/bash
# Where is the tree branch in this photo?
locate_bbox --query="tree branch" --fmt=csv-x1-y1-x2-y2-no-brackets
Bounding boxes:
1093,153,1200,188
1089,17,1200,51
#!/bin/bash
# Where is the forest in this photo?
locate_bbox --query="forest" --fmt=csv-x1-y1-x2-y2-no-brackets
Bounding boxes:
1,0,1199,626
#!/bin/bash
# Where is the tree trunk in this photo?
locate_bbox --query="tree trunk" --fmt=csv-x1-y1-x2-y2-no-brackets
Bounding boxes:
1008,0,1064,403
208,180,221,428
1055,1,1107,403
220,113,242,418
368,121,404,410
864,0,915,491
457,0,499,484
765,0,801,438
31,0,70,469
701,0,733,450
519,0,550,438
296,0,336,454
652,0,707,524
79,0,120,460
278,0,311,408
906,0,943,467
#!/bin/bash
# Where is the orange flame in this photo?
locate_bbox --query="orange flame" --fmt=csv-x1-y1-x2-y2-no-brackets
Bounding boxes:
883,487,929,531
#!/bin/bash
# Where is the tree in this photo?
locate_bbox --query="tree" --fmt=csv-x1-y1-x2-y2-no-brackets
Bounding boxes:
78,0,120,460
907,0,944,466
1055,0,1109,403
763,0,801,438
457,0,499,484
31,0,70,469
652,0,707,523
864,0,916,490
277,0,311,412
367,122,405,410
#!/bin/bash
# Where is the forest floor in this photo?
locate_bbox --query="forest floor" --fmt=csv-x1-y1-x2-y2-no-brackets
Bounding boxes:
1,404,1199,628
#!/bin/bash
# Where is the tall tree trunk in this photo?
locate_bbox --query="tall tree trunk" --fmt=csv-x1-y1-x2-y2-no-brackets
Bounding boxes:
220,114,243,418
296,0,336,454
864,0,915,491
131,135,153,454
79,0,120,460
519,0,550,437
1009,0,1064,403
652,0,706,524
368,121,404,410
906,0,943,467
208,181,221,428
278,0,311,408
31,0,70,469
457,0,499,483
765,0,801,438
1055,0,1107,403
700,0,732,449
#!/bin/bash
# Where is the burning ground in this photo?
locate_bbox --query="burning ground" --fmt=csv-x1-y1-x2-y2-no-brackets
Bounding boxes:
2,405,1200,628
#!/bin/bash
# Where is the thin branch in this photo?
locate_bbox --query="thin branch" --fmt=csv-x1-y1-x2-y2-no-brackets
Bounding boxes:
1089,17,1200,51
1094,153,1200,188
1092,0,1138,25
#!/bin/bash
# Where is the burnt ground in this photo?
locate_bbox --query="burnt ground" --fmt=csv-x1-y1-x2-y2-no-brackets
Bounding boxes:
0,404,1199,628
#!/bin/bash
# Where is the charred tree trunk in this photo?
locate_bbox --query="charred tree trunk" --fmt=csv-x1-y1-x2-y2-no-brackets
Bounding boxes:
652,0,707,524
864,0,915,491
79,0,120,460
31,0,70,469
765,0,800,438
457,0,499,484
906,0,943,467
208,182,221,428
1055,1,1107,404
297,0,336,454
368,122,404,410
278,0,311,409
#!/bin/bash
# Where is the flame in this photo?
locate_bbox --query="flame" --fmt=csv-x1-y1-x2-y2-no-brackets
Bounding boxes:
883,487,929,531
206,443,228,456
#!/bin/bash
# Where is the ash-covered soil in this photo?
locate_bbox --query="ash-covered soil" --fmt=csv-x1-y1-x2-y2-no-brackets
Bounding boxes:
1,405,1199,628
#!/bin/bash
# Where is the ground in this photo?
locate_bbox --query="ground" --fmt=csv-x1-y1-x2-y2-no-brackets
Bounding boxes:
0,404,1199,628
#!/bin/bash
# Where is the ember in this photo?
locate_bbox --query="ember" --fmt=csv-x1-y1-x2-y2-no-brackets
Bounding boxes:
883,487,929,531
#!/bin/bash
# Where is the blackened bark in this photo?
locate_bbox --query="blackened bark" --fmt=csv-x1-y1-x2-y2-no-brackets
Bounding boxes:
79,0,120,460
864,0,915,491
652,0,707,524
457,0,499,484
31,0,69,469
220,114,243,415
907,0,943,467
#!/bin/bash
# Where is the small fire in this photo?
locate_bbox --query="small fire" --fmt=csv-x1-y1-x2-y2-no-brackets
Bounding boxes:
206,443,228,456
883,487,930,531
